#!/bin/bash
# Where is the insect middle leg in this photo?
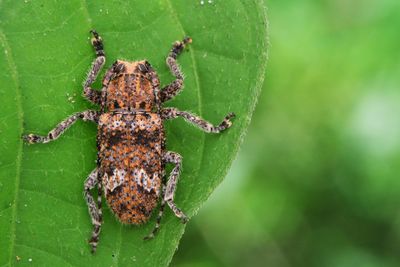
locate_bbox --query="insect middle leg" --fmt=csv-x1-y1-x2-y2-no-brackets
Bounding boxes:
163,151,188,223
162,107,235,133
23,110,99,144
158,37,192,102
84,168,103,253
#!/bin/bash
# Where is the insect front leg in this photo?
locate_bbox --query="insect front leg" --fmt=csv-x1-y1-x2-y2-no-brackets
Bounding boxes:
83,30,106,105
163,151,188,223
84,168,103,253
162,107,235,133
158,37,192,102
23,110,99,144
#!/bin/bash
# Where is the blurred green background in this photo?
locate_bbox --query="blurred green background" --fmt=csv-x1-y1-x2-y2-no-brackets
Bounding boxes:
171,0,400,266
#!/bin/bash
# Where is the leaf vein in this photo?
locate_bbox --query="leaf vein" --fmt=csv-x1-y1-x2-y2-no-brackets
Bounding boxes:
0,28,24,266
194,49,243,62
16,243,76,267
20,188,85,209
4,8,80,35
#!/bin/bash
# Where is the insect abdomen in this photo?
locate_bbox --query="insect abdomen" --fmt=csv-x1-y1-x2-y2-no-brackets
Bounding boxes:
97,112,164,224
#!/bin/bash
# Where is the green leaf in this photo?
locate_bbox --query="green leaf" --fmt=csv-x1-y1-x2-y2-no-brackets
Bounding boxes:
0,0,268,266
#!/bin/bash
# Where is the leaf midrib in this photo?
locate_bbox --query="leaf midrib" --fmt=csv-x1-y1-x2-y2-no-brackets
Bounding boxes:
165,0,206,212
0,29,24,266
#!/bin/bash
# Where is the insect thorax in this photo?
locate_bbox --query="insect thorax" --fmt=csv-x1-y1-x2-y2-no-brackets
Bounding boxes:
103,60,160,112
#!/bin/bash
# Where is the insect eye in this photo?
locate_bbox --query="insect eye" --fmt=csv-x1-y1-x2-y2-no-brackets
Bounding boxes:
138,62,150,73
114,63,125,73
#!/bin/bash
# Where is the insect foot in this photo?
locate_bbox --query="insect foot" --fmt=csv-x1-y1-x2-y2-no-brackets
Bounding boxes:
89,236,99,254
220,112,236,130
172,36,192,56
181,215,189,224
89,29,104,56
22,134,44,144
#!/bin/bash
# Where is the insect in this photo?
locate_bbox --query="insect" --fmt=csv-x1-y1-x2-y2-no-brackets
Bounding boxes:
23,30,235,253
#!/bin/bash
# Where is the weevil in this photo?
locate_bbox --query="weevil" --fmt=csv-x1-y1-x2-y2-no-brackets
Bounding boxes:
23,30,235,253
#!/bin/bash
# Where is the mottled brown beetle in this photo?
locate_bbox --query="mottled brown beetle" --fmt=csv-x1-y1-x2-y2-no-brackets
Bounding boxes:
23,30,234,253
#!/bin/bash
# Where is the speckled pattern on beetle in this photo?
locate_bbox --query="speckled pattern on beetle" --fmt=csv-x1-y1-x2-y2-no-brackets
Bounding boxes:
23,30,235,253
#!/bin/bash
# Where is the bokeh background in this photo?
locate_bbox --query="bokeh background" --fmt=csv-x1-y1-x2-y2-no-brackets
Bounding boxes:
172,0,400,266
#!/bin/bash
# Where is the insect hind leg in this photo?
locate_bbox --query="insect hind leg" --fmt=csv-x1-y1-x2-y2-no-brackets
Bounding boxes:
163,151,188,223
143,186,166,240
84,168,103,253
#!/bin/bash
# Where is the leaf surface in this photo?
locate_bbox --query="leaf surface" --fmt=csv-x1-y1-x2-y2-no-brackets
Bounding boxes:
0,0,268,266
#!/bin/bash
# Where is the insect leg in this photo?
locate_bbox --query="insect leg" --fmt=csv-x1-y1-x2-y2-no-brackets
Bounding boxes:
84,168,102,253
23,110,99,144
83,30,106,105
143,185,166,240
158,37,192,102
163,151,188,223
162,107,235,133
